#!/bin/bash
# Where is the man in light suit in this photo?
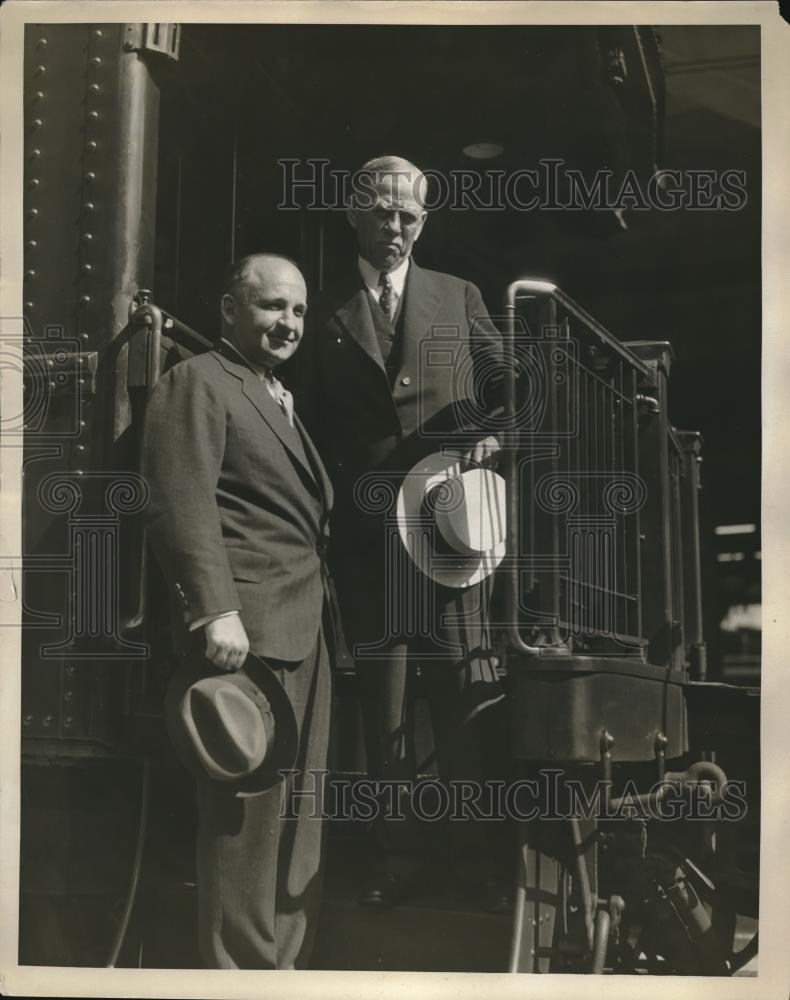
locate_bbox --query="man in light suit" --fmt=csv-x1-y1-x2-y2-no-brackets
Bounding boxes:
142,253,333,969
292,156,511,911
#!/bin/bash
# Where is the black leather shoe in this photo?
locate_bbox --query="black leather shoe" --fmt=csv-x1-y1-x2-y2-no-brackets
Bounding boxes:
358,872,413,909
480,877,514,915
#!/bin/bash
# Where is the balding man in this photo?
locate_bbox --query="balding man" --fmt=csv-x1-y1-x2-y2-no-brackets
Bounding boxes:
292,156,510,911
142,254,334,968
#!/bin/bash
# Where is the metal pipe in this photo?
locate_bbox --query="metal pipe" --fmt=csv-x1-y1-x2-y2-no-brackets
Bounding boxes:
105,757,151,968
569,817,595,953
162,312,214,350
507,280,650,375
503,287,546,657
604,760,728,812
590,909,610,973
127,303,164,395
508,886,528,972
607,785,669,811
508,828,529,972
120,303,162,636
684,760,728,788
664,761,728,801
146,307,162,393
107,34,160,446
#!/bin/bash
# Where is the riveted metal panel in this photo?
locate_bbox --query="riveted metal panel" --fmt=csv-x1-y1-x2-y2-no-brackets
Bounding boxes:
24,26,93,336
22,24,160,755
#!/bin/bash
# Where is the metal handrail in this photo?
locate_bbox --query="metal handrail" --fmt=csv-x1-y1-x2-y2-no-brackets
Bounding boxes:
512,280,650,376
161,312,214,352
119,302,163,637
503,279,650,658
504,283,548,657
120,297,212,637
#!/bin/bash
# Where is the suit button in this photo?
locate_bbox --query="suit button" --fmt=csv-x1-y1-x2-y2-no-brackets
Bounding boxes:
401,376,411,386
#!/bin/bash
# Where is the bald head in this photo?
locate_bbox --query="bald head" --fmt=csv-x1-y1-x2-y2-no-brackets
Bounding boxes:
348,155,428,272
220,253,307,369
221,253,301,302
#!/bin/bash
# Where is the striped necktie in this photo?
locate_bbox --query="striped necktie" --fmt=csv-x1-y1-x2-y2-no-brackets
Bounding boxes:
378,271,394,321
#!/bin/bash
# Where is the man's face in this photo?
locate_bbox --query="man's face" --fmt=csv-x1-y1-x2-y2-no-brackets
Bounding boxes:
348,171,427,272
221,258,307,369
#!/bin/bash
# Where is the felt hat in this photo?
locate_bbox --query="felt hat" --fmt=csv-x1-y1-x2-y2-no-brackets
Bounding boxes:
395,451,507,588
165,651,299,797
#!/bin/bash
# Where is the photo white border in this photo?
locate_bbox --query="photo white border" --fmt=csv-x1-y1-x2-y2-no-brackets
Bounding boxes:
1,2,788,998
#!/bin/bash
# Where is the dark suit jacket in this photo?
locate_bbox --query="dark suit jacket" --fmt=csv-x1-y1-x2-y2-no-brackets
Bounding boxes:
290,260,503,550
142,340,333,662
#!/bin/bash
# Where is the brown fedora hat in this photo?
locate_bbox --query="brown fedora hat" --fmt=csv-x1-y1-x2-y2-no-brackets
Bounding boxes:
165,651,299,797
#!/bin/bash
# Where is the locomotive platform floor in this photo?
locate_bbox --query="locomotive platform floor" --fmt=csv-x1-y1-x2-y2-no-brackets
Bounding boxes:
309,826,760,975
310,826,512,972
19,760,758,973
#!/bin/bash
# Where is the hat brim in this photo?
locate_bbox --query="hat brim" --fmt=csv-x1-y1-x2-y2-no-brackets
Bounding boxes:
396,452,506,589
166,650,299,798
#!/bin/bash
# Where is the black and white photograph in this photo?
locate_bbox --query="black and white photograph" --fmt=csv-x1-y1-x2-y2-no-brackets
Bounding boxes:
0,1,788,996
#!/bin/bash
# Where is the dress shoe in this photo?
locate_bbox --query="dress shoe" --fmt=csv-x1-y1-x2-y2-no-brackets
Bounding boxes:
357,871,413,909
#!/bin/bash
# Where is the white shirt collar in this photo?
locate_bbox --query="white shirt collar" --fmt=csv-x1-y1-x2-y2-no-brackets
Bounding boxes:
358,255,410,299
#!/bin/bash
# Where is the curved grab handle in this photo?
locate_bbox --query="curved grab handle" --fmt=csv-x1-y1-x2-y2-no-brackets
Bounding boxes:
503,287,545,656
120,299,163,637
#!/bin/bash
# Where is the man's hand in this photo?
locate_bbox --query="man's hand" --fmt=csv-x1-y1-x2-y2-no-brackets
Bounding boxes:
447,435,501,468
204,613,250,672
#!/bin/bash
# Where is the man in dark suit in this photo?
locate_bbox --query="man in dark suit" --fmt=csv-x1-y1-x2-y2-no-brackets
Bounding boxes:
293,156,510,910
142,253,334,968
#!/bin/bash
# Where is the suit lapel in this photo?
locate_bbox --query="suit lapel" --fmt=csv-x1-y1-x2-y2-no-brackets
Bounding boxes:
331,263,444,370
293,412,334,514
400,261,442,340
214,343,318,488
332,276,386,372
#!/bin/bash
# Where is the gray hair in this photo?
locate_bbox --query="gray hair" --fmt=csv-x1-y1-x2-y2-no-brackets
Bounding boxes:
349,155,428,211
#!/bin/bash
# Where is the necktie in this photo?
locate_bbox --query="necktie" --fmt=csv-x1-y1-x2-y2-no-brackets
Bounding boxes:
265,372,294,428
378,271,394,321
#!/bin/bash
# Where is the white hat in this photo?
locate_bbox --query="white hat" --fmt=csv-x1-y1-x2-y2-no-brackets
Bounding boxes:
396,451,507,588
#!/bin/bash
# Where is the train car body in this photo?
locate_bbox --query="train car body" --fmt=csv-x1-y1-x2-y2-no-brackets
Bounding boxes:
17,21,759,973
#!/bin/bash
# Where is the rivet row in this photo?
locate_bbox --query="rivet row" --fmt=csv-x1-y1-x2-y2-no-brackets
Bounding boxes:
80,28,105,338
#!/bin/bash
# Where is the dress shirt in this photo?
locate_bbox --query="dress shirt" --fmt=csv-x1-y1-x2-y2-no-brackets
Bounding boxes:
358,255,409,313
247,363,295,428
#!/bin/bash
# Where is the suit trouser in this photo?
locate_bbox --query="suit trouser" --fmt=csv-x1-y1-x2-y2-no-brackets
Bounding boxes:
334,539,508,880
195,626,331,969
